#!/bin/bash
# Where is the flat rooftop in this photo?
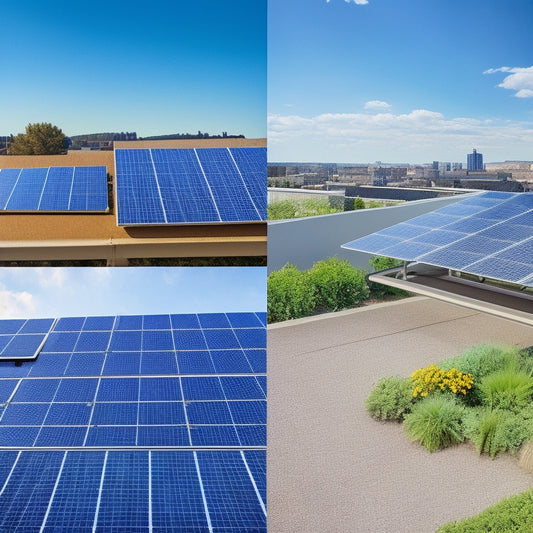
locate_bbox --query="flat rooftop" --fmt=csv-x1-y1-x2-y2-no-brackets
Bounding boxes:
268,297,533,533
0,138,267,264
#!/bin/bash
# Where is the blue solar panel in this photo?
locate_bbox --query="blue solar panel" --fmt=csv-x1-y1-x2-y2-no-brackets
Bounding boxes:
343,192,533,286
0,166,108,212
186,401,234,425
229,147,267,217
42,451,105,531
196,451,267,531
115,147,266,225
0,451,64,530
0,313,266,531
5,167,48,210
151,451,211,531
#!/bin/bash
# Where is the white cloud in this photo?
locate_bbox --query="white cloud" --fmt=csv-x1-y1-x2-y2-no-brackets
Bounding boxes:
327,0,369,4
267,108,533,163
364,100,392,111
0,283,35,318
484,66,533,98
34,267,69,288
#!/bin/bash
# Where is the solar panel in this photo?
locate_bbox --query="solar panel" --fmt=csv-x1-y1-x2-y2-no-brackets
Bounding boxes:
115,147,266,225
0,313,266,531
0,166,108,212
342,191,533,287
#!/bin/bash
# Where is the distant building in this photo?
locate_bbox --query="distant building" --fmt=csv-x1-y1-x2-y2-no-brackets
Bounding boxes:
467,149,484,171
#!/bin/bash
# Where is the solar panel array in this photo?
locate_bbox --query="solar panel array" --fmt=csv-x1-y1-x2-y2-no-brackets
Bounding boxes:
0,166,108,212
115,147,267,225
342,191,533,287
0,312,266,532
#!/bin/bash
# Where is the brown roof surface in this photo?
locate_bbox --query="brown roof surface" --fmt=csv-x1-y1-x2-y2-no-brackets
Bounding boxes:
0,139,267,261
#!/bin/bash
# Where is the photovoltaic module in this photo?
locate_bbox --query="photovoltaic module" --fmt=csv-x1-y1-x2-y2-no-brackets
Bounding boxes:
342,191,533,287
0,312,266,532
0,166,108,212
114,147,266,225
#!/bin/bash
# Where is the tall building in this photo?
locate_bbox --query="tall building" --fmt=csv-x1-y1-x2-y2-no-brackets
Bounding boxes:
467,149,484,171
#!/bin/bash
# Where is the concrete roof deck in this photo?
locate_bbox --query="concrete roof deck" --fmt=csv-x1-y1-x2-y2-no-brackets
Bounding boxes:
268,297,533,533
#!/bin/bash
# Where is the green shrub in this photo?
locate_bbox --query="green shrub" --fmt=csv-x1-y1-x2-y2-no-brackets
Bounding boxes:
473,408,505,457
308,257,368,312
403,396,464,452
440,345,522,406
267,198,342,220
365,376,414,421
437,489,533,532
480,369,533,412
367,256,409,298
267,264,315,323
353,197,365,210
440,344,521,379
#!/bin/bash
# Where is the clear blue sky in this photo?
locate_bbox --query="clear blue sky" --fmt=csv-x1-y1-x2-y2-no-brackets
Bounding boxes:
0,267,266,319
268,0,533,163
1,1,266,139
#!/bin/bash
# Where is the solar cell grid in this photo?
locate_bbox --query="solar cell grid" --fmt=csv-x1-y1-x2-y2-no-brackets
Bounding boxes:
115,147,266,225
343,192,533,287
0,166,107,212
0,312,266,531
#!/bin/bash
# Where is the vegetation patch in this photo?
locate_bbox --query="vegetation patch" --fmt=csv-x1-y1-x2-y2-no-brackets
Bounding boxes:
267,198,342,220
366,343,533,455
437,489,533,532
267,255,410,323
267,258,371,323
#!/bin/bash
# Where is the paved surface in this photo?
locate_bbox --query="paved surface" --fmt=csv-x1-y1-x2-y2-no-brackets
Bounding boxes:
268,297,533,533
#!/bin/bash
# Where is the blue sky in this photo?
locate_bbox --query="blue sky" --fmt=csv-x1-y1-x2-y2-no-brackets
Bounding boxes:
0,268,266,319
1,1,266,139
268,0,533,163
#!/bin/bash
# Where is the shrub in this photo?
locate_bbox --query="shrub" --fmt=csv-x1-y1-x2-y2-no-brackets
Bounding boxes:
472,408,505,457
267,198,342,220
411,364,473,398
353,197,365,210
367,256,409,298
480,369,533,412
308,257,368,312
403,396,465,452
437,489,533,532
267,264,315,323
439,344,521,379
365,376,414,421
440,345,522,406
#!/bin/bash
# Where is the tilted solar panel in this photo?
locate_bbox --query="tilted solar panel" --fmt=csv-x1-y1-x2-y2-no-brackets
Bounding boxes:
0,166,108,212
0,313,266,531
115,147,266,225
342,192,533,287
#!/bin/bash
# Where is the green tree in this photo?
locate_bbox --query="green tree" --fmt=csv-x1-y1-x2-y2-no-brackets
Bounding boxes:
8,122,67,155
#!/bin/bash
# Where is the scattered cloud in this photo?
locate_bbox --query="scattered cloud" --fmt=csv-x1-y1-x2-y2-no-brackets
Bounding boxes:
32,267,69,289
326,0,369,4
0,283,35,318
364,100,392,111
484,66,533,98
284,103,295,108
268,108,533,162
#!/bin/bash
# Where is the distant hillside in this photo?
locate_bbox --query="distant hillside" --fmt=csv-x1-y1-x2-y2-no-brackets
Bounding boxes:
139,131,245,140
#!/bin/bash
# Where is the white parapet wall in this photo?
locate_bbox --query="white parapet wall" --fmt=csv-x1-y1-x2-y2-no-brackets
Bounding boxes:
267,194,469,273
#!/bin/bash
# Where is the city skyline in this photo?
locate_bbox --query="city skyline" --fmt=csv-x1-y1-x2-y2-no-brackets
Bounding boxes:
1,1,266,139
268,0,533,163
0,267,266,319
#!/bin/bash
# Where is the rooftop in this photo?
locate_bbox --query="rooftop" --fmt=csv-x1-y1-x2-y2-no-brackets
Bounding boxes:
268,297,533,532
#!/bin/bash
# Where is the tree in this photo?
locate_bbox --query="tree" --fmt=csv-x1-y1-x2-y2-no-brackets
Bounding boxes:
8,122,67,155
